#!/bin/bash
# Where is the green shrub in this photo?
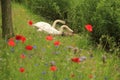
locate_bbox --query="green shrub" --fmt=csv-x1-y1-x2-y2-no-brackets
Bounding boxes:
12,0,24,3
70,0,120,51
67,0,100,33
91,0,120,49
67,3,83,33
24,0,71,20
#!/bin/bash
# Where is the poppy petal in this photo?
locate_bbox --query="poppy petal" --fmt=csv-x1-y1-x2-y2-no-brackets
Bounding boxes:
25,45,33,50
50,66,57,71
85,24,93,32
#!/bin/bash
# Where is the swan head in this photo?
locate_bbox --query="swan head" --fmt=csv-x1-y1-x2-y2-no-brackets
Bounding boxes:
61,31,74,36
60,20,66,24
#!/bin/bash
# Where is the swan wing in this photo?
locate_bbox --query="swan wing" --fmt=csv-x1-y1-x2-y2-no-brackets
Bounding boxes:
33,22,51,29
33,22,61,34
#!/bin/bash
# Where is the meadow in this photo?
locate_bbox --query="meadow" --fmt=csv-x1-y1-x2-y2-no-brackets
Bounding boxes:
0,3,120,80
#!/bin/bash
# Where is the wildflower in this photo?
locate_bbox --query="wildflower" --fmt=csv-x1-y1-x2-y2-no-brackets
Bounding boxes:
8,39,16,47
15,35,26,43
8,37,14,41
54,41,60,46
25,45,33,50
71,57,80,63
20,54,26,59
21,36,26,43
50,66,57,71
33,45,37,49
19,67,25,73
28,20,33,26
15,35,22,40
46,35,53,41
85,24,93,32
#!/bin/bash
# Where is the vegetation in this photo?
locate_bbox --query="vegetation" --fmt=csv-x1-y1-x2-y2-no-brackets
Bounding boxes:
0,2,120,80
12,0,120,53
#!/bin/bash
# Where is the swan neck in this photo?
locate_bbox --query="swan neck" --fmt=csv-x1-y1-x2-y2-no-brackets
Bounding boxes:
52,20,65,28
52,20,58,28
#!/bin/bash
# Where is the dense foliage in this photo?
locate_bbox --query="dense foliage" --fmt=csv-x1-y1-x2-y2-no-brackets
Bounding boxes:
12,0,120,52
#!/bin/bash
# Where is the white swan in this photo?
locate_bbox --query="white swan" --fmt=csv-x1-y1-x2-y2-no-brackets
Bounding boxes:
32,19,73,35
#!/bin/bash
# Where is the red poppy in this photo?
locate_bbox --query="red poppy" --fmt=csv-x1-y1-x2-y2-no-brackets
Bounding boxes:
54,41,60,46
71,57,80,63
8,38,14,41
19,67,25,73
50,66,57,71
28,20,33,26
8,40,16,47
15,35,26,43
46,35,53,41
25,45,33,50
20,54,26,59
85,24,93,32
21,36,26,43
15,35,22,40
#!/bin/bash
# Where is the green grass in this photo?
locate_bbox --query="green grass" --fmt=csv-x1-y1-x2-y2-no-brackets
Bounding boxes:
0,3,120,80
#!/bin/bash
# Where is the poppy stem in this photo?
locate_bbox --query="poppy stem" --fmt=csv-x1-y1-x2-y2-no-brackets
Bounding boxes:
53,72,57,80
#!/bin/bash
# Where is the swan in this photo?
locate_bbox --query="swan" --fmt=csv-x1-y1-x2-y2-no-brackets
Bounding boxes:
32,19,73,35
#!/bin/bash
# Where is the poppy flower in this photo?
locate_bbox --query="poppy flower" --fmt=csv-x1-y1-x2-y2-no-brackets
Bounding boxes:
50,66,57,71
54,41,60,46
85,24,93,32
71,57,80,63
46,35,53,41
21,36,26,43
15,35,22,40
28,20,33,26
8,40,16,47
19,67,25,73
8,38,14,41
25,45,33,50
20,54,26,59
15,35,26,43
